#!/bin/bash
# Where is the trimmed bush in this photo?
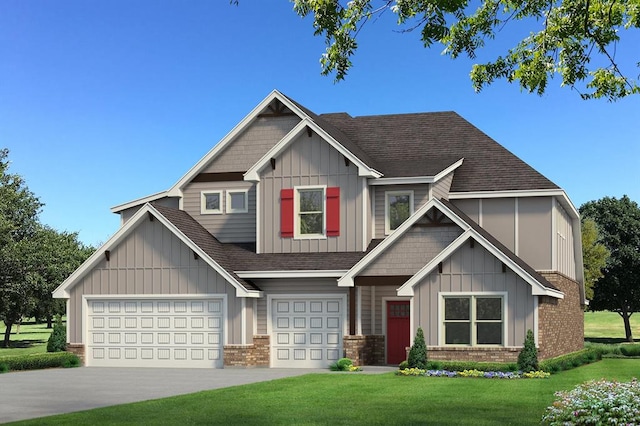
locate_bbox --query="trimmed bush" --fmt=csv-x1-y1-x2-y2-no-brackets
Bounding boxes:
398,360,409,370
517,329,538,372
0,352,80,373
407,327,427,369
329,357,354,371
539,348,601,373
425,360,518,372
619,344,640,357
47,315,67,353
0,363,8,373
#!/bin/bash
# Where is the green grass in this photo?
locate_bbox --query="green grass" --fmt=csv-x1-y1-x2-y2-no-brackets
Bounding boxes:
0,320,55,356
584,310,640,343
9,359,640,426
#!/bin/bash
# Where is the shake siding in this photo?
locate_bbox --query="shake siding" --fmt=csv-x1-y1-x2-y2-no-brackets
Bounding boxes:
67,219,241,344
120,197,179,224
374,184,430,238
361,225,463,276
555,203,576,279
203,116,300,173
182,181,256,242
432,172,454,200
254,278,348,334
259,133,365,253
413,244,535,347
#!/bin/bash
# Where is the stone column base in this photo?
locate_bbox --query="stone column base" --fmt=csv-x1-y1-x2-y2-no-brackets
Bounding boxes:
223,335,270,368
343,335,386,365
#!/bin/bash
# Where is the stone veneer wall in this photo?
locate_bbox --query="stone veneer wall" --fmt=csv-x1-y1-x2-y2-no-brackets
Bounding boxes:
66,343,86,365
223,335,270,368
537,272,584,360
343,335,386,365
426,347,520,363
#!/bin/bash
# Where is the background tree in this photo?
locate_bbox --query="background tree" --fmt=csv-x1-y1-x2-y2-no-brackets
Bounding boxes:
580,196,640,342
292,0,640,100
581,217,610,300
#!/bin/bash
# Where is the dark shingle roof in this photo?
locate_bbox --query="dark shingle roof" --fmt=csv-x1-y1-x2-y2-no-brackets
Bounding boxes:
319,111,559,192
152,204,261,291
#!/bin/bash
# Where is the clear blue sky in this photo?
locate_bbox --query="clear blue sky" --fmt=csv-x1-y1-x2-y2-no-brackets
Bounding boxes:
2,1,639,246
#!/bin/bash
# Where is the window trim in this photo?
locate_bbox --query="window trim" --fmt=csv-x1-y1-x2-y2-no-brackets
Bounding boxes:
200,191,223,215
226,189,249,214
384,190,414,235
294,185,327,240
439,292,507,347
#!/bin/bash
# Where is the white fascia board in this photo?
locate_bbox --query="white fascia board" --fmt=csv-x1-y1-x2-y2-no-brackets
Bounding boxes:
368,159,463,186
236,270,348,279
167,90,309,194
245,118,382,182
337,198,470,287
110,191,170,213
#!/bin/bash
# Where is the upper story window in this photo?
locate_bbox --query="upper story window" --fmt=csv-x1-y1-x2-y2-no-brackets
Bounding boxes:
281,186,340,239
442,295,504,346
385,191,414,234
226,190,248,214
201,191,222,214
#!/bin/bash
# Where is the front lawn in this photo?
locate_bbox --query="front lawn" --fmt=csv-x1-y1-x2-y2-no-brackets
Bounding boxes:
0,320,55,356
584,310,640,343
10,358,640,426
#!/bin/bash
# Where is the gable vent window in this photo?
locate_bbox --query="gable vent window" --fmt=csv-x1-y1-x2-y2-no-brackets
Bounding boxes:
281,186,340,239
201,191,222,215
385,191,414,234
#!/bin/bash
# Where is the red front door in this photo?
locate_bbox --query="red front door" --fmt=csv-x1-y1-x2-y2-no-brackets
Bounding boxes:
387,301,410,364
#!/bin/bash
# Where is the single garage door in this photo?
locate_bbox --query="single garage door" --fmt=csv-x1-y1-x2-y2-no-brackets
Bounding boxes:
271,296,344,368
87,297,224,368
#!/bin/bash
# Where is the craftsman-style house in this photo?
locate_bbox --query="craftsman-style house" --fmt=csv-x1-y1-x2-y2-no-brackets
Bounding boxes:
54,90,585,368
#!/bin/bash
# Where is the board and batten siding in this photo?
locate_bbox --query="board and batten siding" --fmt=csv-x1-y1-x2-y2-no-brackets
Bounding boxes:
361,225,463,276
182,181,256,243
254,278,349,335
373,184,430,238
67,218,244,344
203,116,301,173
432,172,454,200
555,202,576,280
259,132,365,253
413,243,535,347
452,197,554,271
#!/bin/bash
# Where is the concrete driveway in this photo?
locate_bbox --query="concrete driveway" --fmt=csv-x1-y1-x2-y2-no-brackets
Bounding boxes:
0,366,394,423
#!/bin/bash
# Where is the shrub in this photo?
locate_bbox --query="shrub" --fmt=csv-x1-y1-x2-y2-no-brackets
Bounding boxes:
0,352,80,372
620,344,640,357
329,357,354,371
47,315,67,353
542,379,640,425
539,348,601,373
407,327,427,369
0,362,8,374
398,360,409,370
425,360,517,372
517,329,538,372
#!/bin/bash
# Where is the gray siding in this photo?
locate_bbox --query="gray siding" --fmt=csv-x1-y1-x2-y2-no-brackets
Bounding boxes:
182,181,256,243
432,172,454,200
68,218,243,344
254,278,348,334
259,132,366,253
482,198,516,252
120,197,180,224
519,197,553,270
555,202,576,279
360,285,372,334
452,199,479,223
371,286,401,336
362,225,463,276
413,244,535,347
204,116,300,173
374,185,430,238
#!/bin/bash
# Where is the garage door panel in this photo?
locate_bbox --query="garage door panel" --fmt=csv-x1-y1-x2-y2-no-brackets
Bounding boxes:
87,298,224,368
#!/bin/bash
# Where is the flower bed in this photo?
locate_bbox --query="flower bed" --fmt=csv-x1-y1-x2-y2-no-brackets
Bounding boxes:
396,368,550,379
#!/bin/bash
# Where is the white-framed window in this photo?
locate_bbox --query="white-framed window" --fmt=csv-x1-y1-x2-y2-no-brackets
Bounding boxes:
295,186,326,238
226,190,248,214
385,191,414,234
201,191,222,215
441,294,505,346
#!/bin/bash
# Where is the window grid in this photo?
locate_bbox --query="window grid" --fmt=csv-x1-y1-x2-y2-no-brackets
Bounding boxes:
443,296,503,346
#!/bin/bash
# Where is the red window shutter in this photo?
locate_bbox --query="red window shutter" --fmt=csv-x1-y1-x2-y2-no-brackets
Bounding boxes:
326,187,340,237
280,188,294,238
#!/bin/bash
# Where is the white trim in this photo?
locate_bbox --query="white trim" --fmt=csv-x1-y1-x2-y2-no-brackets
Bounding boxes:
371,286,376,334
371,186,377,239
253,299,258,338
438,292,507,347
226,189,249,214
294,185,327,240
384,190,414,235
369,158,464,186
201,190,223,215
551,197,557,271
236,270,348,279
514,198,519,256
241,298,247,345
533,296,539,347
356,286,362,335
409,297,415,346
66,299,71,344
110,191,170,213
478,198,483,227
256,181,261,254
244,118,382,182
362,178,368,251
53,204,262,299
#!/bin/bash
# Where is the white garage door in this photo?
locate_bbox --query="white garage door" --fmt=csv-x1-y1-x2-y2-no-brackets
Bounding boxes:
271,297,344,368
87,298,224,368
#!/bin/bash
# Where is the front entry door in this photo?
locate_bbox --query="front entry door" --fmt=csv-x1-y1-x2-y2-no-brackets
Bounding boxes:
387,300,410,364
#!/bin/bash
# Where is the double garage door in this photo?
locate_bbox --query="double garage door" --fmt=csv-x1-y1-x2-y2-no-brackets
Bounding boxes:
87,297,224,368
271,296,344,368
